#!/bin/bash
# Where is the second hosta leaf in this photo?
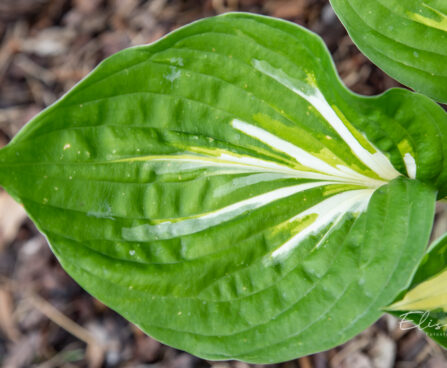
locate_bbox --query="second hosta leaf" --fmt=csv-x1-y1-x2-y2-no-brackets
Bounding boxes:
330,0,447,103
0,13,446,362
386,233,447,348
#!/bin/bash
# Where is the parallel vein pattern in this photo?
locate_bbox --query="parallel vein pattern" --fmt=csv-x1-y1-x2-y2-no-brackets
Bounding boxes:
330,0,447,103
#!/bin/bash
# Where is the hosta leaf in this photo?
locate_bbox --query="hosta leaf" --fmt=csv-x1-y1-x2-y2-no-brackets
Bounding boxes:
329,0,447,103
0,13,445,362
389,270,447,311
387,233,447,348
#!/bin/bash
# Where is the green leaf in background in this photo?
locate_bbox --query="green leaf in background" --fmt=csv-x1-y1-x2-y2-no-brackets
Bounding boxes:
329,0,447,103
387,233,447,348
0,13,445,362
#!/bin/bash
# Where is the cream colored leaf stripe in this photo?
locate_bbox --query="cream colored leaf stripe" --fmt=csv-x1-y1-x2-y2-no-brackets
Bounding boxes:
119,57,416,260
122,181,372,250
231,119,389,187
113,152,387,187
123,181,334,241
251,59,410,180
271,188,374,259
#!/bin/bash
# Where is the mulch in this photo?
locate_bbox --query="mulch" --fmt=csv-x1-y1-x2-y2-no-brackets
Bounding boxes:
0,1,446,367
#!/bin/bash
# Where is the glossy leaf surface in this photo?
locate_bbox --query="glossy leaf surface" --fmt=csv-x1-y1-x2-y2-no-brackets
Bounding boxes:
0,13,445,362
330,0,447,103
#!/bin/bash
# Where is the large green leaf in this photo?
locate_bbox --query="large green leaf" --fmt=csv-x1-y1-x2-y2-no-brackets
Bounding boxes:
387,233,447,348
329,0,447,103
0,13,445,362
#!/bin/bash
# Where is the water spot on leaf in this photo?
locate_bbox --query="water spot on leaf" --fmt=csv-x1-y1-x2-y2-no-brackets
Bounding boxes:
165,66,181,83
87,202,115,220
170,57,184,66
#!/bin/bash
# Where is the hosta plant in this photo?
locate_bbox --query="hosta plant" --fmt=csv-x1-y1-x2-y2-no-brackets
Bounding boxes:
1,10,447,363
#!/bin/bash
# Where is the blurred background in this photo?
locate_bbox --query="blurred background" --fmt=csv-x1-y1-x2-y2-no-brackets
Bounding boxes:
0,0,447,367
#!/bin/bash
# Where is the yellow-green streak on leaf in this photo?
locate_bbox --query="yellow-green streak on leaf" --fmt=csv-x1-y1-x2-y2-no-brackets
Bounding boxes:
409,3,447,32
387,270,447,312
331,105,376,155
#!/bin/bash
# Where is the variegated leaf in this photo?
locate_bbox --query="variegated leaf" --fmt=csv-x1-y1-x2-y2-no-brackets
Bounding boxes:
0,13,445,362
